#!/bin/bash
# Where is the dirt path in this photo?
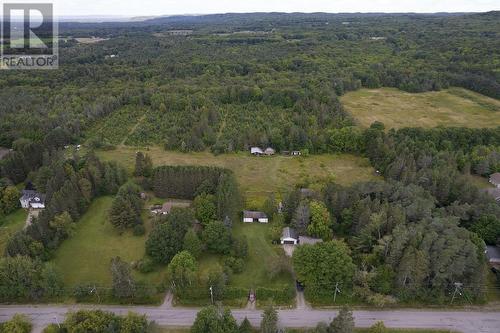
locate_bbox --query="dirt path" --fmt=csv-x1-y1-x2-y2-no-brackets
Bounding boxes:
24,209,40,229
120,114,146,145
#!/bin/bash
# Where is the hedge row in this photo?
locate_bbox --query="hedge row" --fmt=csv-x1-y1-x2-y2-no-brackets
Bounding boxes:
256,285,296,303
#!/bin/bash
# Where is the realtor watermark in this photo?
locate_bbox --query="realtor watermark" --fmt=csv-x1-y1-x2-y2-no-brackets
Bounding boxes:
1,2,58,69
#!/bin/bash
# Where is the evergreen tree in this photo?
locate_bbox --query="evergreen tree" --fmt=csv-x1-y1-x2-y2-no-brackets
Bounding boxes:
329,306,354,333
183,228,203,258
260,305,278,333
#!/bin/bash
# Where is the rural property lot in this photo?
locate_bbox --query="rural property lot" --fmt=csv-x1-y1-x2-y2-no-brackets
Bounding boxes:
341,87,500,129
97,148,379,206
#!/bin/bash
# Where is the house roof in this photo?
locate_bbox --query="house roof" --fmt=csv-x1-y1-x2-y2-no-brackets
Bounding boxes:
21,190,45,205
490,173,500,185
161,201,191,214
487,246,500,263
299,236,323,245
0,147,9,160
251,147,263,154
281,227,297,240
484,188,500,202
243,210,267,219
264,147,275,154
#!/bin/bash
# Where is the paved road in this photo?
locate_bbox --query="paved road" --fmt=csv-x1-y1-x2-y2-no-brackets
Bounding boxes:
1,304,500,333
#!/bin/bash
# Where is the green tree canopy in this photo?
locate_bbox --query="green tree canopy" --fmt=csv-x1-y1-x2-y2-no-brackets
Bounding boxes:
293,240,356,298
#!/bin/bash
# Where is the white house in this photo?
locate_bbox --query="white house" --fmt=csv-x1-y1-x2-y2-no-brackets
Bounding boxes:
490,173,500,188
250,147,264,156
281,227,298,245
243,210,269,223
20,190,45,209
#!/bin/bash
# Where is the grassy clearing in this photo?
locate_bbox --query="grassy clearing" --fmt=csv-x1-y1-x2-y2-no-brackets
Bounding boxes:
97,147,378,206
51,197,166,288
0,209,27,254
341,87,500,129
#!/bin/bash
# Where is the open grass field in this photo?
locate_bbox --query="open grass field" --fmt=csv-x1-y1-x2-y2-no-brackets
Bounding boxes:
97,147,379,206
341,87,500,129
0,209,27,254
51,197,166,288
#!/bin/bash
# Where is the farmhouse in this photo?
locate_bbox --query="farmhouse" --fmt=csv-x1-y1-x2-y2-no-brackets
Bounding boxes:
281,227,298,245
251,147,264,156
490,173,500,188
243,210,269,223
20,190,46,209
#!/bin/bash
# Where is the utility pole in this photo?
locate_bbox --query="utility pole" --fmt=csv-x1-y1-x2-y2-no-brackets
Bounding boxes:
209,286,214,304
450,282,463,304
333,282,341,303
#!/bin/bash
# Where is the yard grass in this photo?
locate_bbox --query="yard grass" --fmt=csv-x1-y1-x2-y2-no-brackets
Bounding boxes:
187,222,294,306
341,87,500,129
96,147,379,206
51,196,167,288
0,209,27,254
231,222,293,289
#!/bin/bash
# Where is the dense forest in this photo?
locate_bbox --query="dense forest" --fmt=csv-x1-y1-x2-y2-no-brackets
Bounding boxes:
0,12,499,152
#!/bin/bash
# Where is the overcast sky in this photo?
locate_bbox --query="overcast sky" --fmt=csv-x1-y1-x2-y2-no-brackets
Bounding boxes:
16,0,500,17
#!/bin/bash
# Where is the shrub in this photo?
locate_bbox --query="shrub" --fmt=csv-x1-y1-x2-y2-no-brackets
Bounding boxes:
133,224,146,236
136,257,155,274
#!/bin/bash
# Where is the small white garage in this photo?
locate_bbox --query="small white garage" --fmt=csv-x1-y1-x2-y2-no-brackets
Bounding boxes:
243,210,269,223
280,227,298,245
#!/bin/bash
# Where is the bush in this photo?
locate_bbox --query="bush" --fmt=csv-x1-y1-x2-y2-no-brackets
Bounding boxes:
136,257,155,273
0,314,32,333
223,257,245,274
256,285,295,304
133,224,146,236
223,287,248,300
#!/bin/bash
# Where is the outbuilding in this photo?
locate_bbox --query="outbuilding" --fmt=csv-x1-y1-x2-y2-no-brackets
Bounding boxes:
291,151,301,156
486,246,500,270
251,147,264,156
243,210,269,223
490,173,500,188
281,227,298,245
264,147,275,156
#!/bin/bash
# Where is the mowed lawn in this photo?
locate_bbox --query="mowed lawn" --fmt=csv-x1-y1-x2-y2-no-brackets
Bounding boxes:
341,87,500,129
195,222,293,293
231,222,292,289
52,196,166,287
0,209,27,254
97,148,378,206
